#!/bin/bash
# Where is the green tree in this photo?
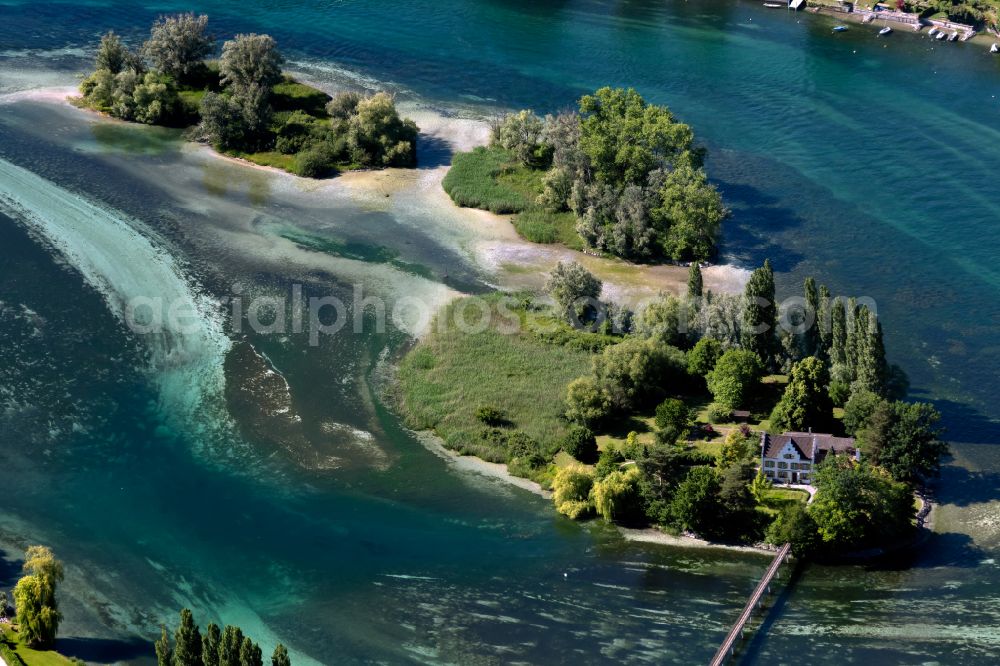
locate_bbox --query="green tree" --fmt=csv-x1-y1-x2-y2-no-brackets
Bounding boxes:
705,349,764,410
830,298,848,368
766,502,820,557
564,375,610,426
637,446,698,524
686,337,722,378
219,33,284,97
203,623,222,666
687,263,703,300
842,388,883,436
552,465,596,519
808,459,913,550
593,338,687,410
155,625,174,666
143,13,212,80
654,164,728,261
492,109,544,165
218,626,244,666
12,546,63,648
592,466,645,525
654,398,689,445
347,92,419,167
741,260,777,366
769,356,833,432
271,644,291,666
578,87,697,187
546,261,602,322
95,31,128,74
173,608,203,666
749,469,773,504
0,590,8,619
852,306,888,396
716,427,759,468
636,293,695,348
199,92,248,149
858,401,948,484
561,425,599,464
717,463,762,541
803,277,821,358
671,466,721,537
239,636,263,666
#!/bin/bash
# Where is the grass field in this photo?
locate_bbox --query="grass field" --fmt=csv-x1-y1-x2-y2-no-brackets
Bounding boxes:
397,295,595,462
759,487,810,517
442,146,584,249
0,625,77,666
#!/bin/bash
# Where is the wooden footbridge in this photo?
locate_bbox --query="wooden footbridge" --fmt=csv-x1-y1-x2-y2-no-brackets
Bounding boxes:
709,542,793,666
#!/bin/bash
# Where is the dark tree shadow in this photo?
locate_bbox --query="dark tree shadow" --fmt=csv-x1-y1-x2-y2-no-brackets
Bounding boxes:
416,132,455,170
738,559,805,663
55,636,155,663
711,179,808,272
0,550,22,590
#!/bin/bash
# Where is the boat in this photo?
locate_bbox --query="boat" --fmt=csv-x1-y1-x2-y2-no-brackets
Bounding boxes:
879,26,892,36
936,31,947,40
763,2,784,7
991,43,999,53
832,25,848,32
928,27,938,37
948,31,959,41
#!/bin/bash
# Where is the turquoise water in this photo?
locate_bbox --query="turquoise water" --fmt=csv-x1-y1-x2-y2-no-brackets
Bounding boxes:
1,0,999,663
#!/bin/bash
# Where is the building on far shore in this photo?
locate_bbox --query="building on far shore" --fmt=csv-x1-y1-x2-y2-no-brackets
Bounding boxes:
759,430,860,485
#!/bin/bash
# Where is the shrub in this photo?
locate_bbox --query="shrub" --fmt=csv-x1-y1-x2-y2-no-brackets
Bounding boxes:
561,425,598,464
326,90,362,119
293,145,334,178
199,92,247,149
491,109,545,166
475,405,509,427
347,92,418,167
705,403,731,424
552,466,595,519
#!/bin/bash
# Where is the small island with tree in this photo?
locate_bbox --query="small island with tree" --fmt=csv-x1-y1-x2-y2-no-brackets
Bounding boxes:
76,13,419,178
443,87,727,260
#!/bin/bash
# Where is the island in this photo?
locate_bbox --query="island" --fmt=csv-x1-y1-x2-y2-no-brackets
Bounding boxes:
398,86,948,560
75,13,419,178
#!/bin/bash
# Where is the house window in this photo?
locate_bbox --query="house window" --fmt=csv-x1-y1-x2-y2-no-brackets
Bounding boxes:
765,470,774,477
777,462,788,469
800,474,810,482
790,463,799,470
764,460,774,468
778,471,788,478
800,462,811,469
783,453,796,459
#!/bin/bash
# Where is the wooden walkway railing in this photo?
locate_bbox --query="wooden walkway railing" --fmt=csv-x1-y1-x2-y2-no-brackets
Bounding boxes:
709,543,792,666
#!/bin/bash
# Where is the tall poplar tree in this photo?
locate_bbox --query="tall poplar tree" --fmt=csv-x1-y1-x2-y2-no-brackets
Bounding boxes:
741,259,777,366
830,297,847,368
803,277,821,358
203,623,222,666
687,262,703,300
174,609,204,666
219,626,244,666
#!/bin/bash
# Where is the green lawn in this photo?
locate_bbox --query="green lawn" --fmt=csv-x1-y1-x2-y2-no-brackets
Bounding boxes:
442,145,584,249
397,295,595,462
759,487,810,516
0,625,77,666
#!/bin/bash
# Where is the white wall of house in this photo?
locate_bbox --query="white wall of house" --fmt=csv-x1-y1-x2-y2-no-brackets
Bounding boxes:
760,441,813,484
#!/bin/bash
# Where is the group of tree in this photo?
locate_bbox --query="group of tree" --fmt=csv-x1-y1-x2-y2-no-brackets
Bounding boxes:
80,15,211,125
154,608,291,666
545,258,947,552
488,87,728,261
79,15,418,176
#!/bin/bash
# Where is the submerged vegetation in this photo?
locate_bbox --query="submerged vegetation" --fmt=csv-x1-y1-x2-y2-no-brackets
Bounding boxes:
397,258,948,556
444,87,727,261
77,14,418,177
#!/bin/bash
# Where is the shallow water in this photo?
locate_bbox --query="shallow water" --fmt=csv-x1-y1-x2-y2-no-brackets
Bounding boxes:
1,1,999,664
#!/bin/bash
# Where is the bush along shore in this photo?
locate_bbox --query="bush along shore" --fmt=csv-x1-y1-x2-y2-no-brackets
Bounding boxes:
75,13,418,178
397,257,949,559
443,87,728,261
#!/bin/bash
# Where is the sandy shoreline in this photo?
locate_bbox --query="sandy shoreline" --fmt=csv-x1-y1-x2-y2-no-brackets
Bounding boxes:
415,431,551,498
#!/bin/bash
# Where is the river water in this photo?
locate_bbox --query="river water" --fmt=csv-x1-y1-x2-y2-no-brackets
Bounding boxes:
0,0,998,663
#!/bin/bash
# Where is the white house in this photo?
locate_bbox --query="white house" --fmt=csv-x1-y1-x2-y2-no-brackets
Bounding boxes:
759,430,860,485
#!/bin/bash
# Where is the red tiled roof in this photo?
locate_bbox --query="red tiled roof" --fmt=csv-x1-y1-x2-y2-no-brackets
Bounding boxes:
761,431,857,463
